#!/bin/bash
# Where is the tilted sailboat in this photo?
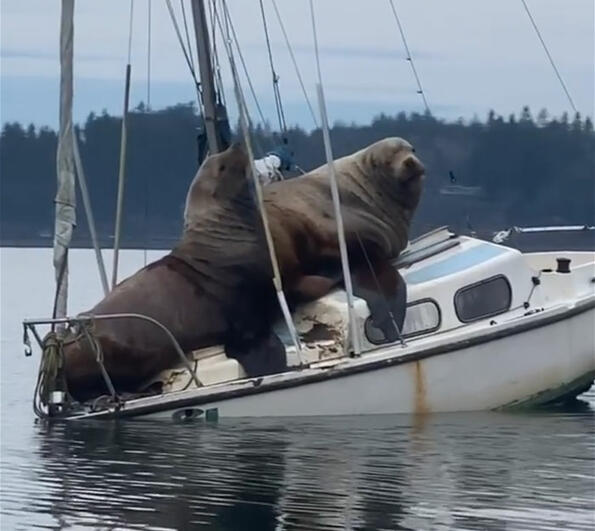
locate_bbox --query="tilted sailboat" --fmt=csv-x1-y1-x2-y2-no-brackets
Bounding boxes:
21,0,594,421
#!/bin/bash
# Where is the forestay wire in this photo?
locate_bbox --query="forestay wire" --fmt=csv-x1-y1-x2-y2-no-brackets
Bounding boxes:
388,0,459,191
259,0,287,137
270,0,319,129
520,0,577,113
388,0,430,115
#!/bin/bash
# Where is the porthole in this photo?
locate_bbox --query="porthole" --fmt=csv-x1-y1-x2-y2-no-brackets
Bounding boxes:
454,275,512,323
365,298,441,345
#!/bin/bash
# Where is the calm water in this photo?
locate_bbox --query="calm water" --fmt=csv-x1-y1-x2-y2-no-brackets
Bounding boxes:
1,248,594,530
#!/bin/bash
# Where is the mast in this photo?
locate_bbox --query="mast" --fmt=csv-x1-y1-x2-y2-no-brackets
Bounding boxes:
190,0,224,154
53,0,76,328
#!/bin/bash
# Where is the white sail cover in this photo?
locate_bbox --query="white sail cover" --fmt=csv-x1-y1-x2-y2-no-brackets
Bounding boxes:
53,0,76,321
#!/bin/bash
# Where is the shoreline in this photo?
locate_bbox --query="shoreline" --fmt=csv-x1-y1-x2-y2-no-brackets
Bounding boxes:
2,228,593,253
0,237,178,251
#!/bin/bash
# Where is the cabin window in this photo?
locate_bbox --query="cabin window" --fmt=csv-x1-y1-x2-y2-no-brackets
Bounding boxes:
454,275,512,323
365,299,441,345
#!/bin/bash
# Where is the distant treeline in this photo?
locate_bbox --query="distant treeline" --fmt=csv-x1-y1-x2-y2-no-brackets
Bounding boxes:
1,103,593,248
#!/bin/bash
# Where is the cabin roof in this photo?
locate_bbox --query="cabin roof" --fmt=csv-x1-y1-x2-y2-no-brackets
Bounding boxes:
403,241,509,284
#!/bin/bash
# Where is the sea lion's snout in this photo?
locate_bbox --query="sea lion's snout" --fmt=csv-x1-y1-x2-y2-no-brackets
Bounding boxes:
402,153,425,181
228,141,245,153
222,142,249,169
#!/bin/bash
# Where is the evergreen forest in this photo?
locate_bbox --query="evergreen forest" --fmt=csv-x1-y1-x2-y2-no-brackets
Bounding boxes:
1,103,593,248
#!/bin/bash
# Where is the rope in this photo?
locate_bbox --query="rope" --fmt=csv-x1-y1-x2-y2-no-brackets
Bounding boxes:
520,0,577,113
270,0,318,129
33,331,70,419
79,320,120,402
259,0,287,135
388,0,430,115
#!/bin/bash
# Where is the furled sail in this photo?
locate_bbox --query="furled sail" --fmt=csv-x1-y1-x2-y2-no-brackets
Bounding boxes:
53,0,76,323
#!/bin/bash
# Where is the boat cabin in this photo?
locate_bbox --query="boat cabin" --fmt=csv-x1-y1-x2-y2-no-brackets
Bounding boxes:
153,227,560,392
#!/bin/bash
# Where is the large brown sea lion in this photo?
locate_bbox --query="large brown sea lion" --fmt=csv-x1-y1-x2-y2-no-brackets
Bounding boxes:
62,143,285,401
61,137,424,401
264,137,425,340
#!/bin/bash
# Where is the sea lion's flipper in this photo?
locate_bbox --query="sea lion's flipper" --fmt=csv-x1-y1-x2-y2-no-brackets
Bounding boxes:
352,261,407,343
225,331,288,377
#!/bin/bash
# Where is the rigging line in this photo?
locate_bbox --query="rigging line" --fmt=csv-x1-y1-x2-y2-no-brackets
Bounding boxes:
388,0,430,114
165,0,203,113
218,0,304,360
146,0,152,109
520,0,577,114
217,1,268,127
144,0,151,266
112,0,135,290
165,0,197,81
208,0,226,106
216,2,268,156
259,0,287,134
309,0,323,85
179,0,196,73
127,0,134,64
309,0,361,355
270,0,318,128
355,232,406,347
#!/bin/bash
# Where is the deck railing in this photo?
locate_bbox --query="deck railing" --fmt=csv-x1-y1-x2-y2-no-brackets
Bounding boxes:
23,313,203,418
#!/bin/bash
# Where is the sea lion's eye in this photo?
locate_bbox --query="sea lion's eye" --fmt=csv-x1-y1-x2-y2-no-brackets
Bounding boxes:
219,164,226,172
411,148,416,153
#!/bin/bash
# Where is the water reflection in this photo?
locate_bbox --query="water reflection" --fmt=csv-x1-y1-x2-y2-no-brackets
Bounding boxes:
1,249,594,530
1,406,592,530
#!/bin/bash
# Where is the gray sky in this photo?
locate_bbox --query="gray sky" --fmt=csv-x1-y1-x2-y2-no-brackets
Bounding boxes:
1,0,593,131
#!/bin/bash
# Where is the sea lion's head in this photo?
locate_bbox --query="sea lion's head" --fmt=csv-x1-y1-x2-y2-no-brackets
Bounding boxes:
362,137,425,216
184,142,253,229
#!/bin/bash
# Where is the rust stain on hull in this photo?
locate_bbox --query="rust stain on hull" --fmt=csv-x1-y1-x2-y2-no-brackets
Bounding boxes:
411,360,430,434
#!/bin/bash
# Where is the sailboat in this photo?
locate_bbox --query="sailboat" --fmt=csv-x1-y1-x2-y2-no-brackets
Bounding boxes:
21,0,594,421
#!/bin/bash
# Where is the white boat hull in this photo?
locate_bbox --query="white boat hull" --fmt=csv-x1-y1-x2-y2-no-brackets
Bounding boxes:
83,299,594,421
26,231,594,422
